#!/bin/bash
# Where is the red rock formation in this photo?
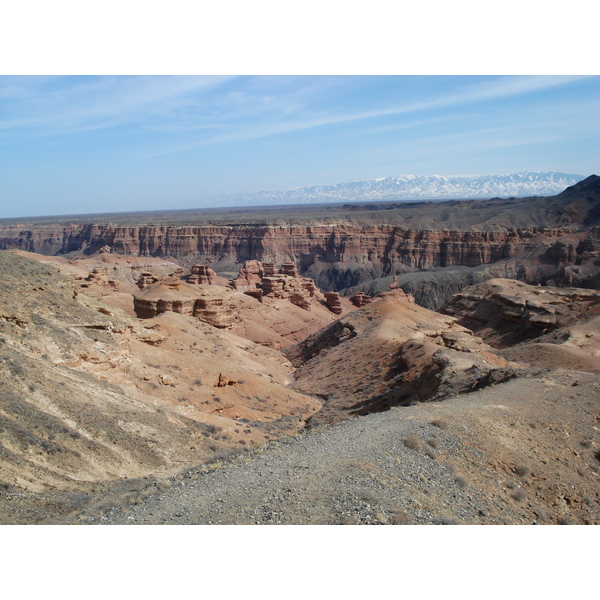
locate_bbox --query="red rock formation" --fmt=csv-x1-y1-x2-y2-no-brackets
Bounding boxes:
350,292,373,307
374,278,416,304
324,292,342,315
259,274,318,311
231,260,264,291
262,262,277,276
376,288,416,303
279,262,299,277
193,296,235,329
188,264,217,285
5,179,599,295
289,292,311,311
1,222,585,271
137,272,158,289
244,288,264,302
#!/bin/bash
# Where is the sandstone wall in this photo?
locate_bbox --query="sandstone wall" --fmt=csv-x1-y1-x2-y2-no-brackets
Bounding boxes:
0,223,581,272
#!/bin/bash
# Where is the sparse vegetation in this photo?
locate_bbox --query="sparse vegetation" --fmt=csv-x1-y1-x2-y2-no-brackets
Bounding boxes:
435,515,459,525
511,489,527,502
455,476,468,488
404,434,422,451
431,419,450,430
514,465,530,477
389,510,411,525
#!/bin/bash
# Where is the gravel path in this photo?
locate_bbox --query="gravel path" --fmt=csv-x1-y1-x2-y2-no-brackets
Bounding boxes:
51,370,600,525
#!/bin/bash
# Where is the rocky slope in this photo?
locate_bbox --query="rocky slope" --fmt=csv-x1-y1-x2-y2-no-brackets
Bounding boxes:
0,251,328,521
285,291,519,426
441,278,600,373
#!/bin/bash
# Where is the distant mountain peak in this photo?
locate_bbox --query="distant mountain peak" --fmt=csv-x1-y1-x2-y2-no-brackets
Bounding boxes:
223,171,586,207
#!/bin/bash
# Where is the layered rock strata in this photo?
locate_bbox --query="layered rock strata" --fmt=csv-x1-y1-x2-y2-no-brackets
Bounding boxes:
324,292,342,315
133,281,236,328
350,292,373,307
188,264,217,285
232,260,322,312
137,272,158,289
442,278,600,348
0,222,567,267
2,178,599,298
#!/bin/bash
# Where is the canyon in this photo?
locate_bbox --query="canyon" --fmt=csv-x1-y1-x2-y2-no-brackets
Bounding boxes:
1,176,599,308
0,175,599,525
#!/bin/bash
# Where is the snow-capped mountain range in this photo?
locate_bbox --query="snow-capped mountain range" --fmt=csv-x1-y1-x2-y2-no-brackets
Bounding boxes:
221,172,585,206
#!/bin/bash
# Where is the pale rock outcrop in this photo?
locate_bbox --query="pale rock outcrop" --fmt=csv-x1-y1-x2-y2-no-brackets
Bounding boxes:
133,280,236,328
441,278,600,348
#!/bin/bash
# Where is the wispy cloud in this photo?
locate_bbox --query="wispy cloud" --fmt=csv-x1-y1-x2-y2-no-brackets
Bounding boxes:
139,75,592,158
0,75,234,136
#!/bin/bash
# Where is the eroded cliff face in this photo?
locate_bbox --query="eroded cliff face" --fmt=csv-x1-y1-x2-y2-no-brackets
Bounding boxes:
0,222,585,270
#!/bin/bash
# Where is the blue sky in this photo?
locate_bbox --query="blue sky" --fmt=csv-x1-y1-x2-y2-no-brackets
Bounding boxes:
0,75,598,218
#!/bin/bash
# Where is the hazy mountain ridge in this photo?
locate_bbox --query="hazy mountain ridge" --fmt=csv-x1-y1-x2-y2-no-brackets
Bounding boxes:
224,172,584,206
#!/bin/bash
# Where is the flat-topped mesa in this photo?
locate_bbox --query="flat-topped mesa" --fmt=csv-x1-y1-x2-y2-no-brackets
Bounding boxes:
231,259,264,291
324,292,343,315
188,264,217,285
133,280,236,328
350,292,373,307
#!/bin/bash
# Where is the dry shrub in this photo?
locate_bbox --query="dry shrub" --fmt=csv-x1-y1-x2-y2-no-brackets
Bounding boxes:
431,419,449,430
425,448,437,460
514,464,530,477
428,436,440,448
511,489,527,501
404,434,422,451
435,515,459,525
390,510,411,525
455,476,468,488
